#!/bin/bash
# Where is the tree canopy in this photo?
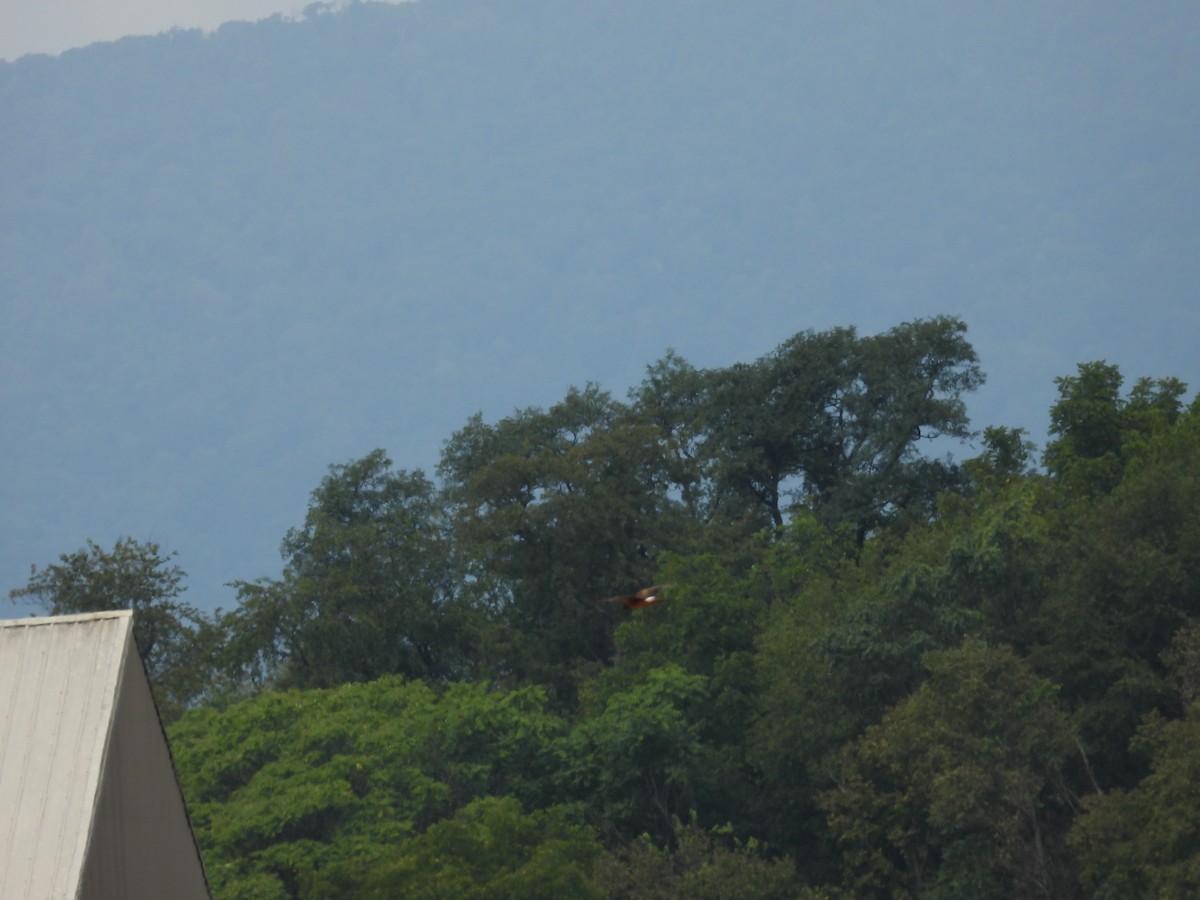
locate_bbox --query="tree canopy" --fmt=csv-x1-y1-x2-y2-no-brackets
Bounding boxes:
16,320,1200,897
8,536,207,720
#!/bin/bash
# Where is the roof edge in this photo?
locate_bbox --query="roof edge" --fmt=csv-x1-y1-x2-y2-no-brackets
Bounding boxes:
0,610,134,628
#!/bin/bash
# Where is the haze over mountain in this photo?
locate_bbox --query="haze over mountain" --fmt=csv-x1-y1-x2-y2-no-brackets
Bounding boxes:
3,0,1198,613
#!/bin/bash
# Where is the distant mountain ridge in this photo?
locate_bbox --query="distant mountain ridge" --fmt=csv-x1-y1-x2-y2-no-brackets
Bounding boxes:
2,0,1197,610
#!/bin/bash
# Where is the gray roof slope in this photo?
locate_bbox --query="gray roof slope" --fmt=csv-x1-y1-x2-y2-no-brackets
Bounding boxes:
0,611,209,899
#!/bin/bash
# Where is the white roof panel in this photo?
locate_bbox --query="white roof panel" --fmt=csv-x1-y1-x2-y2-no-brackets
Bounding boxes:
0,611,132,898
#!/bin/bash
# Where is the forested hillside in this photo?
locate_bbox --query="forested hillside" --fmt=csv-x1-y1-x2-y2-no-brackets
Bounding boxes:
14,318,1200,896
3,0,1197,610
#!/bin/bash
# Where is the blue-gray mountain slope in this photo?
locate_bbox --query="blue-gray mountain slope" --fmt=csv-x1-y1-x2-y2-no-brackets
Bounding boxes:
2,0,1197,610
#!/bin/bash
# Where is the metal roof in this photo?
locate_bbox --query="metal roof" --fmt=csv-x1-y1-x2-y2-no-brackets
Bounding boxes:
0,611,209,899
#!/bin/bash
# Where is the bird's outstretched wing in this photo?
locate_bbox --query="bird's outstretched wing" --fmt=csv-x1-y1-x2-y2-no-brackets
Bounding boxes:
599,584,672,611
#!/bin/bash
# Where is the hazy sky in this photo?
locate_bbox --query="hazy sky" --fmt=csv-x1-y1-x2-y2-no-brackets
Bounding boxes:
1,0,401,60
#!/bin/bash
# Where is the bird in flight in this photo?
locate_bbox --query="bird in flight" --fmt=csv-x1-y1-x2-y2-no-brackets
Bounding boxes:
600,584,672,612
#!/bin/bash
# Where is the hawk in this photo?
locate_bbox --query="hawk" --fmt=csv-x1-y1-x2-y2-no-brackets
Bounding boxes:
600,584,672,612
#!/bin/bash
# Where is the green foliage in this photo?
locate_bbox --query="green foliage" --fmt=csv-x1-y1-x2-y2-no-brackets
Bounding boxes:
820,641,1078,899
308,796,604,899
438,386,675,695
790,478,1052,728
942,479,1053,647
703,326,857,529
627,350,719,524
169,677,566,896
8,536,206,720
964,425,1037,487
1044,361,1188,497
748,480,1064,874
559,665,710,842
1044,361,1127,492
701,316,982,539
748,532,899,860
1162,619,1200,705
222,450,478,691
594,818,799,899
1071,708,1200,898
431,319,982,696
611,554,762,680
1031,407,1200,786
22,336,1194,897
